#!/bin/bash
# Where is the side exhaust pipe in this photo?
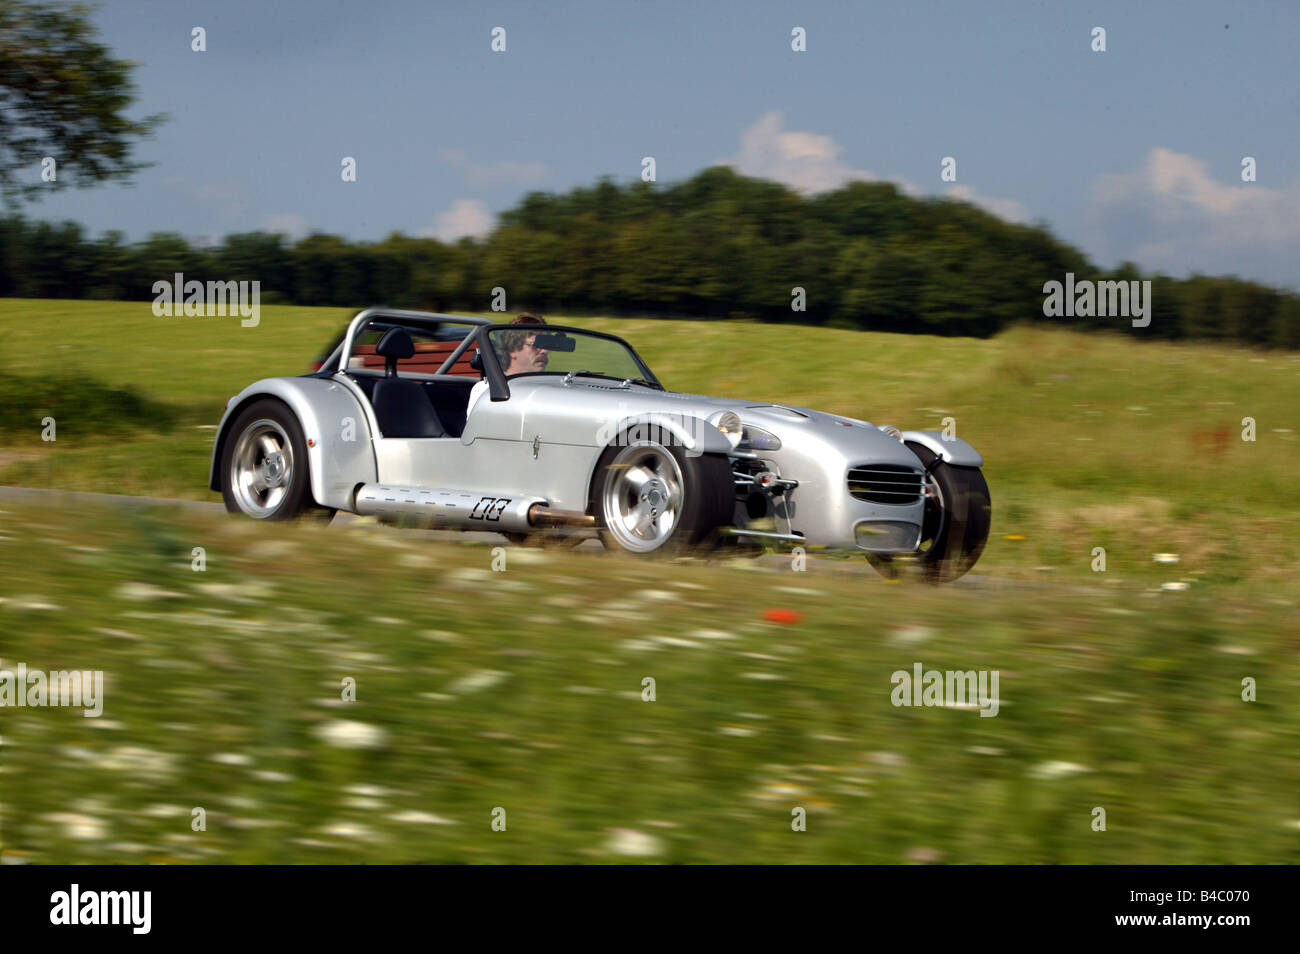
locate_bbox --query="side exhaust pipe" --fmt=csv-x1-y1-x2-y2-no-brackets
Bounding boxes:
353,484,593,532
527,504,596,528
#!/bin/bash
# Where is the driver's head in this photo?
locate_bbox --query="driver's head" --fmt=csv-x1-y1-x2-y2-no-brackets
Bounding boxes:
502,313,548,374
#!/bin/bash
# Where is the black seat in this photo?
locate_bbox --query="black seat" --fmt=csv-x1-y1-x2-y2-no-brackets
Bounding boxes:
371,328,447,438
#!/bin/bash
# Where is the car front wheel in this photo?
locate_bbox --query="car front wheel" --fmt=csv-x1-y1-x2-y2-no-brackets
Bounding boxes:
868,441,991,582
593,439,732,554
220,399,314,520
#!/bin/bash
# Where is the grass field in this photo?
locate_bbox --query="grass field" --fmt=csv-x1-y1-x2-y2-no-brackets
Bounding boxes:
0,500,1295,864
0,298,1297,588
0,298,1297,864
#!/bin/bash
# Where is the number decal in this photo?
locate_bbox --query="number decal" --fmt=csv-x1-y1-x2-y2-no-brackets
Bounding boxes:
469,497,512,521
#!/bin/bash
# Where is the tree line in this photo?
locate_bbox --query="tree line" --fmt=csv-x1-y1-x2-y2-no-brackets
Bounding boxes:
1,166,1296,347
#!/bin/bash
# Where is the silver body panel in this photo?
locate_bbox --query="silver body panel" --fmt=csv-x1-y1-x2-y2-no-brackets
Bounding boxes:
211,310,985,553
899,430,984,467
209,376,377,511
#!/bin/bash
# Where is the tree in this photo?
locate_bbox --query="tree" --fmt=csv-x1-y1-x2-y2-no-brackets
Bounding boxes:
0,0,163,203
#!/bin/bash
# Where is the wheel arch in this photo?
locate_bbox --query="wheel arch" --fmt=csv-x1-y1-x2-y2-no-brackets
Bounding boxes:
899,430,984,467
210,377,378,511
582,413,734,511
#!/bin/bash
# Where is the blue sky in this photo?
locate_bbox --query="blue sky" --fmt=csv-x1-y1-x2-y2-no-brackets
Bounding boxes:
28,0,1300,288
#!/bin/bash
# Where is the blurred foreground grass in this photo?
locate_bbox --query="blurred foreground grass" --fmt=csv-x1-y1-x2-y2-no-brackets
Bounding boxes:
0,501,1296,863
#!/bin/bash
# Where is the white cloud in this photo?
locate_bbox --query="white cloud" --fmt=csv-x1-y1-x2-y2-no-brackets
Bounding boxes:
435,148,548,189
262,212,311,241
1086,147,1300,286
718,111,904,194
719,112,1028,225
943,184,1030,224
420,199,495,242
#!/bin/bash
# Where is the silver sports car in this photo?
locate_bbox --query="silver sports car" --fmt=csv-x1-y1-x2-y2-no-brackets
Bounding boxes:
210,308,991,579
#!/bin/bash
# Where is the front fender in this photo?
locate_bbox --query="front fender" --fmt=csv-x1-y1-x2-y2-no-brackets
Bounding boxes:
900,430,984,467
209,376,378,511
602,412,734,458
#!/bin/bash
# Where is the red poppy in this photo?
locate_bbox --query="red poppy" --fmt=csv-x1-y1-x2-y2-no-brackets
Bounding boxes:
762,608,803,624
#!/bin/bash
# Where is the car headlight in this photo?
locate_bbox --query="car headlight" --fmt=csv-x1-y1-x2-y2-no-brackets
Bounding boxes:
877,424,903,442
710,410,744,448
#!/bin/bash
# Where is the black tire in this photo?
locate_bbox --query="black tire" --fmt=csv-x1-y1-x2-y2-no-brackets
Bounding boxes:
869,441,991,582
219,398,316,521
591,437,733,555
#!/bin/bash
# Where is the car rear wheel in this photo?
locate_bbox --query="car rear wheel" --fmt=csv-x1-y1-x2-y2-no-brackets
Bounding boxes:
593,439,732,554
868,441,991,582
220,399,315,521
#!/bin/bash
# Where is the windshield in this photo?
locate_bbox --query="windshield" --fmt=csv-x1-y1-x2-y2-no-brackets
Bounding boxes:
485,326,658,386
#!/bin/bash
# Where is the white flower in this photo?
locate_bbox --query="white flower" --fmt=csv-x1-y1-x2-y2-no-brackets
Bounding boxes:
143,804,186,818
446,568,491,584
320,822,375,839
690,629,738,641
617,639,659,652
605,828,663,857
890,625,932,646
99,746,176,780
313,720,388,750
45,812,106,840
211,752,252,766
345,784,390,797
115,582,184,601
2,596,61,611
719,725,755,737
1030,760,1089,780
388,811,456,825
446,669,510,694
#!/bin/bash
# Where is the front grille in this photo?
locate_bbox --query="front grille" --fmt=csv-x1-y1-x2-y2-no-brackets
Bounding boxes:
847,465,923,504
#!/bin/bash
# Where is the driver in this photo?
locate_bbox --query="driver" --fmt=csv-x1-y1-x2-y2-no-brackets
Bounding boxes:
501,313,549,374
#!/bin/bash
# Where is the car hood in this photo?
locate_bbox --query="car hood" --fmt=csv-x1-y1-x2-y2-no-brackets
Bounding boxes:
519,377,914,464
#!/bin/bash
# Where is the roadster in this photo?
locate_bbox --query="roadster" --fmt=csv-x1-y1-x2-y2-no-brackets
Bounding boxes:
210,308,991,580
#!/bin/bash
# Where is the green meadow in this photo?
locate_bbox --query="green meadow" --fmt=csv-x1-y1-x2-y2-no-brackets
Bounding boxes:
0,500,1295,864
0,298,1296,863
0,297,1296,588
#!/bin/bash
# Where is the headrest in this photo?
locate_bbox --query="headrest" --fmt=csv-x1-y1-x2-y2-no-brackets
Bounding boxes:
375,327,415,360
